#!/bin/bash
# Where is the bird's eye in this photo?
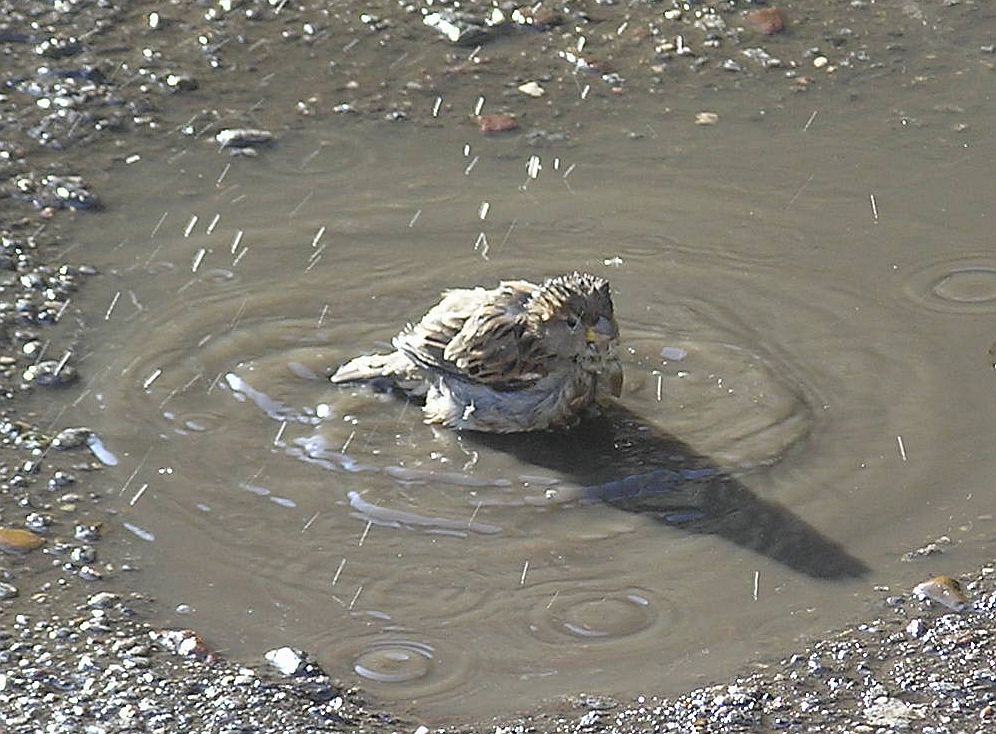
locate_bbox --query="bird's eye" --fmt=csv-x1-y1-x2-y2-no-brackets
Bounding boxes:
566,314,581,331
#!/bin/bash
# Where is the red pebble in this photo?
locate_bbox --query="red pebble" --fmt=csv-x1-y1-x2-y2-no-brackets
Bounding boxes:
745,7,785,35
476,113,519,133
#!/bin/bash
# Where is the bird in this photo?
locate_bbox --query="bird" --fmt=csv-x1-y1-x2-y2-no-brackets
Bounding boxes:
330,272,623,432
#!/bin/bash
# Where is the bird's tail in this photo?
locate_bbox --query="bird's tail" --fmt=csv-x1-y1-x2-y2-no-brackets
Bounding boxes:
329,351,413,384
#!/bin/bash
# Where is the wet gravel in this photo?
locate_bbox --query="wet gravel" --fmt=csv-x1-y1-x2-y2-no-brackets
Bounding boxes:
476,566,996,733
2,0,996,732
0,586,396,733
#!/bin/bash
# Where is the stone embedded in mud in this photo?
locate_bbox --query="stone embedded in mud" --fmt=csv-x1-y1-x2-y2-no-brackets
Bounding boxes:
423,10,499,46
165,73,198,92
265,646,329,678
12,174,98,211
905,618,928,638
266,646,314,676
267,646,305,676
558,50,616,78
23,359,78,387
70,545,97,566
74,523,102,541
86,591,121,609
864,697,925,727
78,564,103,581
900,535,951,561
511,5,563,31
695,111,720,126
25,512,51,531
34,35,83,59
215,128,274,149
0,527,45,553
745,8,786,35
48,470,75,491
153,629,216,662
518,81,545,97
476,113,519,133
51,427,92,450
913,575,971,612
742,47,783,69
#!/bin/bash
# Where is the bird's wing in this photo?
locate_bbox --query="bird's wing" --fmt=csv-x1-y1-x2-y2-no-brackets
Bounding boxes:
394,281,550,388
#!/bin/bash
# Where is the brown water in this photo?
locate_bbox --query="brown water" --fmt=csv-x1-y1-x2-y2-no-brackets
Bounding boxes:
48,2,996,723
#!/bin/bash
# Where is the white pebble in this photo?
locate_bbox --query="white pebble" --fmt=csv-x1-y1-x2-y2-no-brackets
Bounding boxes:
265,646,305,676
518,81,545,98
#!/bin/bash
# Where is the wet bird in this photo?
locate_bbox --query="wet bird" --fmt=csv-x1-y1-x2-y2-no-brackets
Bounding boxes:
330,272,623,432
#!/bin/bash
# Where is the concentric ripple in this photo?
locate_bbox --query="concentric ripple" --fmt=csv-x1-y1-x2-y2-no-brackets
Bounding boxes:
903,256,996,313
341,634,472,699
618,303,815,469
353,640,435,683
98,285,372,440
527,585,663,644
357,567,496,626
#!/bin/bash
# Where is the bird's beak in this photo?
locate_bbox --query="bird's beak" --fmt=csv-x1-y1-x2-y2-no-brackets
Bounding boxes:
585,316,618,345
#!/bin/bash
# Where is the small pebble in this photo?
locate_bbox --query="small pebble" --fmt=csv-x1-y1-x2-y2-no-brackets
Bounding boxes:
165,74,198,92
266,646,308,676
745,8,786,35
660,347,688,361
476,113,519,133
518,81,545,97
215,128,274,149
695,111,720,125
23,360,78,386
154,629,214,660
51,427,92,450
78,565,103,581
87,591,119,608
905,618,927,638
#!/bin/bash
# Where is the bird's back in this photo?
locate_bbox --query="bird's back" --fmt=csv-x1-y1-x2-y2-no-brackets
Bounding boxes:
394,280,546,389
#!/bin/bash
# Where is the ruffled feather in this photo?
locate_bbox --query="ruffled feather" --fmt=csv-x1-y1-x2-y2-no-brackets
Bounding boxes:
331,272,621,432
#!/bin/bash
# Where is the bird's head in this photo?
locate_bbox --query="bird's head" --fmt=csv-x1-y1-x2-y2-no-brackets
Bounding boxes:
530,273,621,389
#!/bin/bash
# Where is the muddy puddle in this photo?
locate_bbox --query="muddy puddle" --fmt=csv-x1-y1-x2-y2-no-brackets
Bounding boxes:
40,4,996,723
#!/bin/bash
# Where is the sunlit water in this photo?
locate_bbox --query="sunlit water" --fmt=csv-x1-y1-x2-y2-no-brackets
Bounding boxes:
52,36,996,722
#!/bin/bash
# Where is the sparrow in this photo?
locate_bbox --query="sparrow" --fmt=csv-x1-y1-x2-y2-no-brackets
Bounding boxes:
330,272,623,432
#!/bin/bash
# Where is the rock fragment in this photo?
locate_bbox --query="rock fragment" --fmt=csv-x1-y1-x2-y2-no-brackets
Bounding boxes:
913,575,971,612
745,8,786,35
476,113,519,133
0,527,45,553
215,128,274,149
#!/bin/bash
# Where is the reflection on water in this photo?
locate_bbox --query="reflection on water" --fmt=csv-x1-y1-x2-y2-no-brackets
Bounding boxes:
59,52,996,721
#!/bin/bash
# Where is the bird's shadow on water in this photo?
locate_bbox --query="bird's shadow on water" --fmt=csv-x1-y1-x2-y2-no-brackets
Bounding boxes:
464,404,868,581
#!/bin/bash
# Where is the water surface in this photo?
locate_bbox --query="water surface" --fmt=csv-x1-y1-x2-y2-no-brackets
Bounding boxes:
56,8,996,722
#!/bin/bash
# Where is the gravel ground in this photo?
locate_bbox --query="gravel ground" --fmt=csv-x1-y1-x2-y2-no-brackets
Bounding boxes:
476,569,996,733
2,1,995,732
